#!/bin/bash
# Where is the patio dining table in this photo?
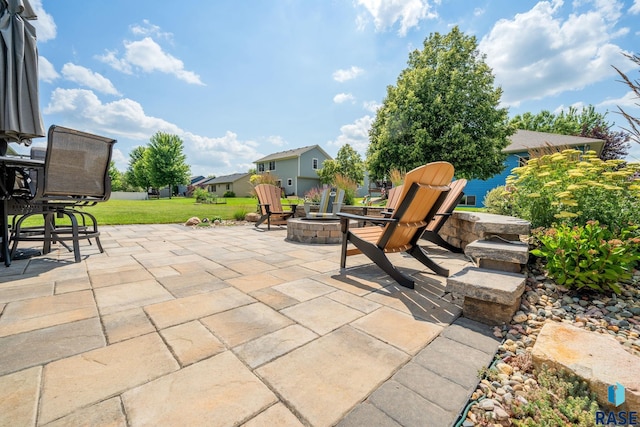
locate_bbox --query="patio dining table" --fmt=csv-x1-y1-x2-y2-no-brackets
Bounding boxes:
0,155,44,266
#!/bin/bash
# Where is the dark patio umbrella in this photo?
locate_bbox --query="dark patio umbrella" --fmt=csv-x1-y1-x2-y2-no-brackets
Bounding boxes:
0,0,45,154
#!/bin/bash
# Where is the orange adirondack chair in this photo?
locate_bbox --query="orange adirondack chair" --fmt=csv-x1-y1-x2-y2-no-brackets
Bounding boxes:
337,162,454,288
254,184,297,230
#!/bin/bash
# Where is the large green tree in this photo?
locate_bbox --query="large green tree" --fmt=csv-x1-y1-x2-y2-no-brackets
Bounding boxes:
510,105,630,160
367,26,512,180
317,144,365,185
146,132,190,198
108,161,124,191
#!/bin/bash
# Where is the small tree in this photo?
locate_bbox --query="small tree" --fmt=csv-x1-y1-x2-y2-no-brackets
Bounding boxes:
146,132,190,198
125,146,151,191
317,144,365,185
108,161,124,191
367,26,512,180
510,105,630,160
613,53,640,144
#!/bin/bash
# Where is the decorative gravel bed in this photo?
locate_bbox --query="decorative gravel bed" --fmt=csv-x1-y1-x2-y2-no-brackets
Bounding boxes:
460,265,640,426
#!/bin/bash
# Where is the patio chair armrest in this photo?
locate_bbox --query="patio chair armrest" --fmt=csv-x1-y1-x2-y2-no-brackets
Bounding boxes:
336,212,397,225
258,203,271,213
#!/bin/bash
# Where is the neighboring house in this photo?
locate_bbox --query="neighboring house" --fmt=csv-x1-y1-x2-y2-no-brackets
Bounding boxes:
254,145,332,196
463,129,605,207
201,173,253,197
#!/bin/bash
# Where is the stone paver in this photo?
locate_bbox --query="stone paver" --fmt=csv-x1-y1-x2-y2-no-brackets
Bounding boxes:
200,302,293,347
257,326,409,427
0,290,97,337
39,333,179,424
41,397,127,427
0,366,41,427
122,351,277,426
351,307,443,354
281,297,364,335
0,224,490,427
144,286,255,329
242,403,305,427
160,320,226,366
0,318,105,376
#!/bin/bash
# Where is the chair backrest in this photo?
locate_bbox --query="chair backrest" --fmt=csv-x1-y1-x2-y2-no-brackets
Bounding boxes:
316,188,345,214
255,184,283,214
380,162,454,252
385,185,403,212
41,125,116,202
426,178,467,232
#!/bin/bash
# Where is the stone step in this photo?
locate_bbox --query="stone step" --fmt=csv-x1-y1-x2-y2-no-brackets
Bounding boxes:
446,266,526,306
465,239,529,264
446,267,527,325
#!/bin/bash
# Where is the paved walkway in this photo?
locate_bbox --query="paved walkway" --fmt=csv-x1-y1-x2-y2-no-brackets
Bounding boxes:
0,224,501,427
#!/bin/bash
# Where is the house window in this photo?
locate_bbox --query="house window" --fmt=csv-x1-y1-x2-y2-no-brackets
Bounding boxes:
258,163,265,172
268,161,276,171
211,185,216,192
287,178,292,186
312,158,318,170
459,195,476,206
226,184,230,190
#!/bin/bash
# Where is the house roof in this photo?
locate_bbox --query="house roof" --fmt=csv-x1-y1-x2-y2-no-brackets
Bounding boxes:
505,129,605,154
201,172,250,185
254,145,332,163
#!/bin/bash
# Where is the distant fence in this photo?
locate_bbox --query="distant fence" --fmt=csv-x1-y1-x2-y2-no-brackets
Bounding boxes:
110,192,148,200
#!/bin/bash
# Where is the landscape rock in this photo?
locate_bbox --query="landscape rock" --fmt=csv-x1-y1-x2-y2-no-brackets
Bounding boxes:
184,217,200,226
531,322,640,411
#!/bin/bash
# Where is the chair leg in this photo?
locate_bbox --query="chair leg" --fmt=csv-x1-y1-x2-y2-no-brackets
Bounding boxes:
421,231,463,253
408,245,449,277
349,233,415,289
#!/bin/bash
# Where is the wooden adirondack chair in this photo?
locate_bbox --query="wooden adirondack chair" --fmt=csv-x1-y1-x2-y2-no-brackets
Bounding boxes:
421,178,467,252
254,184,297,230
337,162,454,288
306,188,345,219
381,178,467,253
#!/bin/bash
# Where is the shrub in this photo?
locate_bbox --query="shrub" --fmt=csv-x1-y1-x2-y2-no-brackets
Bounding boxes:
193,188,210,203
333,173,357,205
223,190,236,198
233,208,248,221
304,187,323,203
511,367,600,427
483,185,512,215
249,172,279,186
530,221,640,294
505,149,640,229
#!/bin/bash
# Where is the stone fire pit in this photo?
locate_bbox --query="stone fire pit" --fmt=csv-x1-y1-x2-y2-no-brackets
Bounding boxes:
286,218,357,244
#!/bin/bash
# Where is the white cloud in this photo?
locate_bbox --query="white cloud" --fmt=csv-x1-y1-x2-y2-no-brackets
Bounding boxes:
42,88,261,175
333,66,364,82
479,0,633,106
130,20,173,40
61,63,120,95
631,0,640,14
29,0,56,42
333,93,356,104
266,135,287,147
363,100,382,112
598,91,640,109
95,50,133,74
96,37,204,85
327,115,373,155
38,56,59,83
355,0,436,36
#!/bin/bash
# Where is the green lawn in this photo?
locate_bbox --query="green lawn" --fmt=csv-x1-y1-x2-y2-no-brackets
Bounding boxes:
10,196,485,226
11,197,272,226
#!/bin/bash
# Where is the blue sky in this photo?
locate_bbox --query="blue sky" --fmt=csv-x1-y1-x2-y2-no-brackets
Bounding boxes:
23,0,640,177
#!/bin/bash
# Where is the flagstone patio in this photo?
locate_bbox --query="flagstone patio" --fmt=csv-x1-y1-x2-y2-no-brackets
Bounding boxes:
0,223,499,427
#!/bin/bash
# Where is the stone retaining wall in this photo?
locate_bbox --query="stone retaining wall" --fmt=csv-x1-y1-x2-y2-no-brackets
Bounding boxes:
438,211,531,250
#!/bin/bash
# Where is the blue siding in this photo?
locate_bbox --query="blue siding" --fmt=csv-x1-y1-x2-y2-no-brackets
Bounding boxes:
463,153,524,207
